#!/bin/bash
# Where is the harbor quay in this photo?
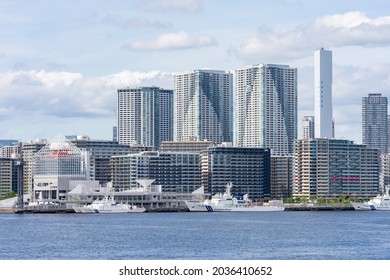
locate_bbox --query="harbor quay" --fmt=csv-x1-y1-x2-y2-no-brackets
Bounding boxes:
0,202,354,214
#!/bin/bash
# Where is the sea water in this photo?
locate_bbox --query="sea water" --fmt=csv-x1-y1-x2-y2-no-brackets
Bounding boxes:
0,211,389,260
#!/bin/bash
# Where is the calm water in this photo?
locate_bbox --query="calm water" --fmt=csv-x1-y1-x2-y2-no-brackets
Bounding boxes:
0,211,389,260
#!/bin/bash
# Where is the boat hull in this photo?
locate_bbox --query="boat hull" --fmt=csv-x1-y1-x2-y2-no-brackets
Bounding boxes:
73,202,146,214
185,201,285,212
350,202,372,211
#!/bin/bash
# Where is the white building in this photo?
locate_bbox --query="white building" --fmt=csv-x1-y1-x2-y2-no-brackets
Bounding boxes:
301,116,315,139
235,64,297,155
174,70,233,144
314,48,333,138
32,135,89,205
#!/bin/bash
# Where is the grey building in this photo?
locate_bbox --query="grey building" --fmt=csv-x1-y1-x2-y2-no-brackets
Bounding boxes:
110,151,201,193
117,87,173,149
71,136,152,184
174,70,233,144
271,155,292,199
235,64,297,155
0,158,18,196
362,93,388,154
201,146,271,200
160,140,216,153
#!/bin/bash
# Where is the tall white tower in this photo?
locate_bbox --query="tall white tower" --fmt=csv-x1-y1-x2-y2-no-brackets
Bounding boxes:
314,48,333,138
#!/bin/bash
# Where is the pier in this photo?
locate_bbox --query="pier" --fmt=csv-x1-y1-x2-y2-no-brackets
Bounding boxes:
284,203,354,211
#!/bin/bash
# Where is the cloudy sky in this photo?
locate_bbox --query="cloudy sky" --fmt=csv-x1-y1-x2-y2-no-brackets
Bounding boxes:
1,0,390,143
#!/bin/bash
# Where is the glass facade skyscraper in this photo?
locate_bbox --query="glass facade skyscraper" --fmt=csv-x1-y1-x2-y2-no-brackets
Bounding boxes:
235,64,297,155
174,70,233,144
117,87,173,149
362,93,388,153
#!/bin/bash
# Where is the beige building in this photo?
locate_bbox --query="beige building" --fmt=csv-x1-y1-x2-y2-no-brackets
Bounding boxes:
293,138,379,199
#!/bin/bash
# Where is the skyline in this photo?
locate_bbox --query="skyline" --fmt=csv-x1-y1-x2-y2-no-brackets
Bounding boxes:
1,0,390,143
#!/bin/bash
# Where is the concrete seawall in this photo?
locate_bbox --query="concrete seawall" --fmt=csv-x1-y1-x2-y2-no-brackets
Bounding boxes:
0,208,21,214
284,204,354,211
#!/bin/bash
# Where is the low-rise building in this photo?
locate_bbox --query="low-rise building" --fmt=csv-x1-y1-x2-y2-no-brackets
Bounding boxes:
201,146,271,201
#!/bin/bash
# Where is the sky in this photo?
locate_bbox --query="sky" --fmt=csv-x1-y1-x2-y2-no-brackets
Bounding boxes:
1,0,390,143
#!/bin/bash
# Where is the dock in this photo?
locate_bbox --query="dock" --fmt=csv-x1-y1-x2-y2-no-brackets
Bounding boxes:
1,204,355,214
284,203,354,211
0,208,21,214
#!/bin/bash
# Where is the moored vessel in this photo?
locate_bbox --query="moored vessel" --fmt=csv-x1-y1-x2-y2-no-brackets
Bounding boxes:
74,195,146,214
350,202,372,211
351,188,390,211
185,183,285,212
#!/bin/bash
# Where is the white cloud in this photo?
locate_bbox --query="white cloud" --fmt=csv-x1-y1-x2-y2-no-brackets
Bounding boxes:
101,14,171,29
0,69,174,140
0,69,173,119
297,63,390,144
231,11,390,62
138,0,202,13
124,31,216,51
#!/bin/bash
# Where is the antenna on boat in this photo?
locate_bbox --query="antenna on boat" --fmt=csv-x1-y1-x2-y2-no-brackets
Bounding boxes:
226,182,233,195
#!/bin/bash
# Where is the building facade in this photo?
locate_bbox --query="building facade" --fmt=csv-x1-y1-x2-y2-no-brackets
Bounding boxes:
0,158,18,197
110,151,202,193
293,138,379,199
270,156,292,199
160,140,216,153
301,116,315,139
71,136,152,184
174,70,233,144
380,153,390,192
22,139,47,194
362,93,388,154
201,146,271,200
32,135,88,204
117,87,173,149
235,64,297,155
314,48,333,138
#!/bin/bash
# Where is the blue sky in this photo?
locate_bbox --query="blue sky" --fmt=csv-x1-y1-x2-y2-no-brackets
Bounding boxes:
1,0,390,143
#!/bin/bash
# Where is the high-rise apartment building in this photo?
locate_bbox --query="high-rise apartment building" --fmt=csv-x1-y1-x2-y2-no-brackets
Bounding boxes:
0,158,18,196
314,48,333,138
380,153,390,192
388,115,390,153
235,64,297,155
174,70,233,144
22,139,47,194
362,93,388,154
117,87,173,149
301,116,315,139
293,138,379,199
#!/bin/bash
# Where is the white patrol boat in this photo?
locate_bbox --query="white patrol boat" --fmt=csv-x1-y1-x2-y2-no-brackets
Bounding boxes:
351,188,390,211
185,183,285,212
74,195,146,214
